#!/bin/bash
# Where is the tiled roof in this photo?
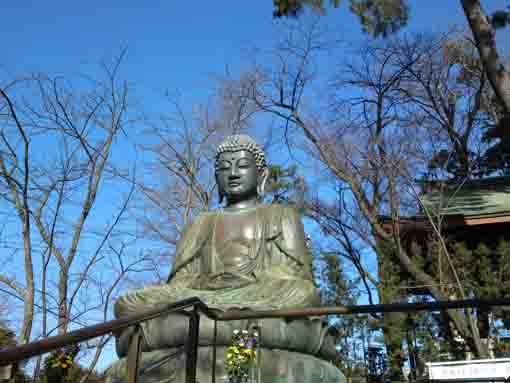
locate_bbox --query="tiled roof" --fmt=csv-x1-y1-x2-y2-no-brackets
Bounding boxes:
421,176,510,217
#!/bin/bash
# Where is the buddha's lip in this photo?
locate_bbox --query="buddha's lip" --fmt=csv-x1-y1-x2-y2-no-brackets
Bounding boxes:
228,182,241,186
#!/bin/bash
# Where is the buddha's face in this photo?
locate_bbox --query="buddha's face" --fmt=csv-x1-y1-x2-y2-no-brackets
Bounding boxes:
216,150,260,204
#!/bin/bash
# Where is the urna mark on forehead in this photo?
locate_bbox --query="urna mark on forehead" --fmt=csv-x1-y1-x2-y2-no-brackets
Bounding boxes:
216,150,256,164
215,134,267,171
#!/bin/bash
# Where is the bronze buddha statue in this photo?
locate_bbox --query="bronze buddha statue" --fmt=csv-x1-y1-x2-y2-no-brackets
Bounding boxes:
107,135,344,383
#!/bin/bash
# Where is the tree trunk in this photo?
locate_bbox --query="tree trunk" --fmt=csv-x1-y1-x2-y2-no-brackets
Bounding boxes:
378,245,405,381
58,268,69,335
461,0,510,113
20,222,34,344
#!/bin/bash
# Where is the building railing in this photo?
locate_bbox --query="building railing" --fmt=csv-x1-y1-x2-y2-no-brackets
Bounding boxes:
1,297,510,383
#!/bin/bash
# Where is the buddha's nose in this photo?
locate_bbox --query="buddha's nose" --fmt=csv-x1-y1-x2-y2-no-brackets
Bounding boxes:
229,167,241,178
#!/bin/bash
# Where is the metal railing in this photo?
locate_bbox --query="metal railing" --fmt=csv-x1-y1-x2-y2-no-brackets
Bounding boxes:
429,380,510,383
1,297,510,383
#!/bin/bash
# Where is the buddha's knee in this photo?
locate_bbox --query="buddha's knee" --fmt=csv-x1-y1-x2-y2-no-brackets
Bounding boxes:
115,326,135,357
115,325,151,357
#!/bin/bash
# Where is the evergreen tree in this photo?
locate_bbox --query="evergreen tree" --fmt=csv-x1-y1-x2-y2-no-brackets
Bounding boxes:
318,252,366,381
272,0,408,38
0,322,28,383
265,164,307,209
0,321,16,349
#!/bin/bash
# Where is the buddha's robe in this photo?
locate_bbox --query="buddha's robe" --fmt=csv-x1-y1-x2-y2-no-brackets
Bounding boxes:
114,204,335,360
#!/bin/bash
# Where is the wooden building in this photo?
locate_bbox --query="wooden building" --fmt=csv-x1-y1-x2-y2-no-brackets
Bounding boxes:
381,176,510,245
378,176,510,296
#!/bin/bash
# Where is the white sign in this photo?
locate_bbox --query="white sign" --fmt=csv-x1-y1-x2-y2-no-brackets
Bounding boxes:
428,358,510,380
0,364,12,380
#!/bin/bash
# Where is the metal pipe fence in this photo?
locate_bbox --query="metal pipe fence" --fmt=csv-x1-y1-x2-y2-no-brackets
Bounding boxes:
1,297,510,383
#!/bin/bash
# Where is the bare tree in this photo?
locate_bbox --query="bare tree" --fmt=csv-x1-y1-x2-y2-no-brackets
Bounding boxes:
0,52,147,377
273,0,510,119
219,20,498,371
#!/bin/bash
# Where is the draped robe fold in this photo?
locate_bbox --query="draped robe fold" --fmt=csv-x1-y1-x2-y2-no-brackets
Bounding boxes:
115,204,319,316
113,204,335,360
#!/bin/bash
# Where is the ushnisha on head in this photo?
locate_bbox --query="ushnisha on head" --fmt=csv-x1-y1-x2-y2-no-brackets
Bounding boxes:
215,134,267,172
214,135,269,207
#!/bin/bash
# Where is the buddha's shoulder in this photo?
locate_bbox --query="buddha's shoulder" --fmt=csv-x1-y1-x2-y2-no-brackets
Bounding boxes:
256,203,303,225
257,202,296,214
177,211,214,234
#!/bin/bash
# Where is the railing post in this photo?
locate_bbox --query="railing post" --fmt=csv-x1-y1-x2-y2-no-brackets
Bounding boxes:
254,325,261,383
127,325,143,383
211,319,217,383
186,307,200,383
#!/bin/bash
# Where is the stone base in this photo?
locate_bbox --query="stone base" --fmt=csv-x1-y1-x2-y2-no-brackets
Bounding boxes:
105,346,345,383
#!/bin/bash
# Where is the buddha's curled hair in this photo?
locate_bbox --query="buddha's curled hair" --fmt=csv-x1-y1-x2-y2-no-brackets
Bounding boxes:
215,135,267,171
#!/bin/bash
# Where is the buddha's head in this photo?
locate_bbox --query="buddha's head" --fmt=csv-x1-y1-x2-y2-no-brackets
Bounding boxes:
215,135,269,207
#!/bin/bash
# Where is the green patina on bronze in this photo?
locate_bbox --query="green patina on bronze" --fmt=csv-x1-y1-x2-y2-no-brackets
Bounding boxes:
115,204,318,315
107,135,345,383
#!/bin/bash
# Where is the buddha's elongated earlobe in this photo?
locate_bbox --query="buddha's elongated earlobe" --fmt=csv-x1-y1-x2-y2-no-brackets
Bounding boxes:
215,175,224,205
218,186,225,204
257,168,269,200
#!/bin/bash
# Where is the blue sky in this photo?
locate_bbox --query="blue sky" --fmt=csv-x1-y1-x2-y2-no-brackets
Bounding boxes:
2,0,510,372
4,1,509,105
